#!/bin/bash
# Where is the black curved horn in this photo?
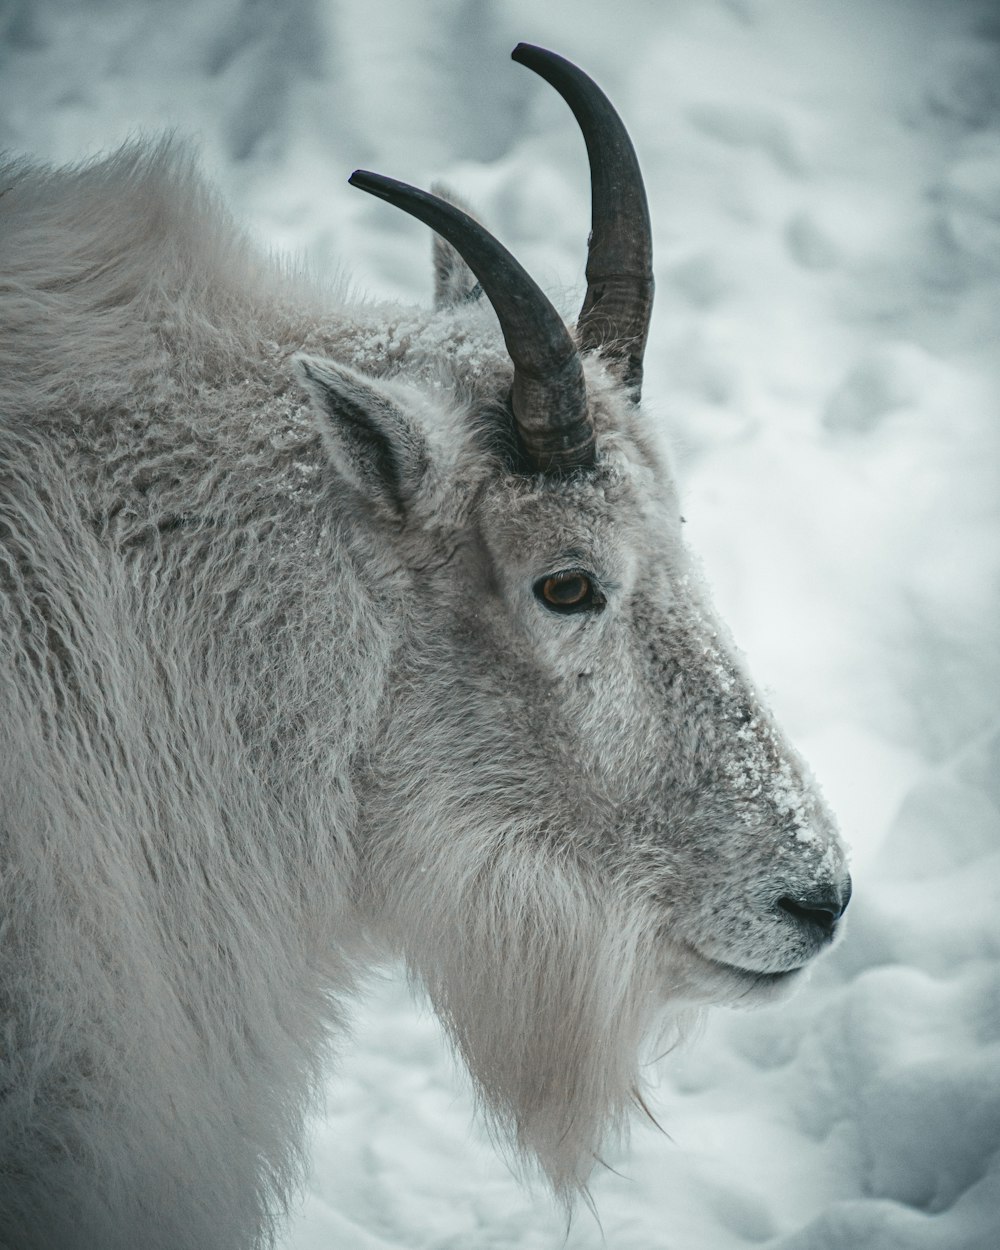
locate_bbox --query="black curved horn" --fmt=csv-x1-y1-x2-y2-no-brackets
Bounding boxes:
512,43,654,400
349,171,594,472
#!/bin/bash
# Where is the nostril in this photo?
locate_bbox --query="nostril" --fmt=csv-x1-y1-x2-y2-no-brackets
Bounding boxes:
777,891,846,935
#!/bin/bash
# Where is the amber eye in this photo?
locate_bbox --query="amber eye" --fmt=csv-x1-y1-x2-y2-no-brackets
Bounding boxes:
534,569,605,614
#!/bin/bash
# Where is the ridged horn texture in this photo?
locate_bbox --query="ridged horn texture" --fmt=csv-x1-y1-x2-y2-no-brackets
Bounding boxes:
512,43,655,400
348,171,595,472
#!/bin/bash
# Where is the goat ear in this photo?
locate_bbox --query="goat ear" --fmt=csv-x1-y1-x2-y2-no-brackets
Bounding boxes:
294,354,427,516
430,182,485,310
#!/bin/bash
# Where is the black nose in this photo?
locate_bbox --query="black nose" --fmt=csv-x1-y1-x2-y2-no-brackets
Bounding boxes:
778,877,851,935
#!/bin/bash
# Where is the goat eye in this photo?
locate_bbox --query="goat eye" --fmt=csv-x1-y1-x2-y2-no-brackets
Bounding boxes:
534,570,604,614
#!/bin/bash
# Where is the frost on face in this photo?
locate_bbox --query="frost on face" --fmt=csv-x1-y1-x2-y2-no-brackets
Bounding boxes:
731,709,824,845
688,592,824,846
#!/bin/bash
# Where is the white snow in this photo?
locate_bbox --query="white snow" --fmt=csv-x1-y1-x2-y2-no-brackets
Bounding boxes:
3,0,998,1246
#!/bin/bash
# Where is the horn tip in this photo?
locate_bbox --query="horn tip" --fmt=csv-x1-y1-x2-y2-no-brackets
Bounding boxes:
349,170,418,207
511,42,548,67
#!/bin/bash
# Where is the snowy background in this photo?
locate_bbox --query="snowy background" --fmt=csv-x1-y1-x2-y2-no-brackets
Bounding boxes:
3,0,999,1247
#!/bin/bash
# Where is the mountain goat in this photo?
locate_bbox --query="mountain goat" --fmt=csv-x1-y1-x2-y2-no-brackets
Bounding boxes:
0,44,850,1250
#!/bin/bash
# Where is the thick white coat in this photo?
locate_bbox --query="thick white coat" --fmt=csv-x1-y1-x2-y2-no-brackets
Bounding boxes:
0,141,848,1249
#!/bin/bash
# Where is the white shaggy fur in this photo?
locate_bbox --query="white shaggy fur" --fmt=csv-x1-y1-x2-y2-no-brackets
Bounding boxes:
0,140,849,1249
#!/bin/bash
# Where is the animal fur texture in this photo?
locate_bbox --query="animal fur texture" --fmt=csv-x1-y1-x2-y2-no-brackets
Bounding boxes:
0,137,849,1249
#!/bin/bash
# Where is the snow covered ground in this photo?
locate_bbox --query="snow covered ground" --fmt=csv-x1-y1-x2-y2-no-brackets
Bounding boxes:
3,1,999,1246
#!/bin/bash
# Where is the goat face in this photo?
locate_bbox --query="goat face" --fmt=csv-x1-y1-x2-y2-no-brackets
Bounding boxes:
299,352,849,989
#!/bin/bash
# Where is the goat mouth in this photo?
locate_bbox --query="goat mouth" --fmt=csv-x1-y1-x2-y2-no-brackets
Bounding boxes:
657,942,806,1009
704,955,801,984
683,943,806,986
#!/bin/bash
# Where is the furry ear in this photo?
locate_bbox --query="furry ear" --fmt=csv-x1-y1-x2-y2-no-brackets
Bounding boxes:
295,354,428,517
430,182,485,310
